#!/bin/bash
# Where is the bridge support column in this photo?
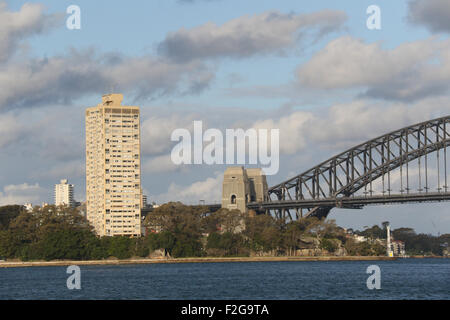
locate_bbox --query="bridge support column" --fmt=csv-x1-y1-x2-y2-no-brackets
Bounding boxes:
221,166,250,213
221,167,268,214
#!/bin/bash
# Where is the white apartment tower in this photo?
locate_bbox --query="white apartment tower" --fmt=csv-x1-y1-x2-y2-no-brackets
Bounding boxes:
85,94,142,237
54,179,75,207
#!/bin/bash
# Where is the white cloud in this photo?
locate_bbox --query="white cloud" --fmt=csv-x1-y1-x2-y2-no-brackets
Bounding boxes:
0,3,217,111
0,113,28,148
143,154,181,174
245,97,450,157
141,115,195,156
297,36,450,101
0,50,214,110
0,2,62,62
408,0,450,33
304,98,450,151
252,111,313,154
153,171,222,204
158,10,347,62
0,182,46,206
32,160,85,181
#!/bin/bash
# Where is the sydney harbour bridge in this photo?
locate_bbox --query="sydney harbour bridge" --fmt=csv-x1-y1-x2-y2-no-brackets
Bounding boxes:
246,115,450,220
146,115,450,221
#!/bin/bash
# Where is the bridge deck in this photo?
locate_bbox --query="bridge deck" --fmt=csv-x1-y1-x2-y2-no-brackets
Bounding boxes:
248,192,450,210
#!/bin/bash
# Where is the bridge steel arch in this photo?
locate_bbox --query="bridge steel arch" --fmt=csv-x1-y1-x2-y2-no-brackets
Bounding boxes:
248,115,450,220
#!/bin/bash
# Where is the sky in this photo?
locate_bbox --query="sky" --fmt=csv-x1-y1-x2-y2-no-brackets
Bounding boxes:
1,0,450,234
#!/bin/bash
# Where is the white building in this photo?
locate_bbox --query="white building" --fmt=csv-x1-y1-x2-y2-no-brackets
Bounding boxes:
54,179,75,207
392,240,406,257
24,203,33,212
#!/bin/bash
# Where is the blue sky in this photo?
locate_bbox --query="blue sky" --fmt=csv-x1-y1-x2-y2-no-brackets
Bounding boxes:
1,0,450,234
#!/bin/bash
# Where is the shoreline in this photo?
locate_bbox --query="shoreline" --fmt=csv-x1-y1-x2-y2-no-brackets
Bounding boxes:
1,255,446,268
0,256,402,268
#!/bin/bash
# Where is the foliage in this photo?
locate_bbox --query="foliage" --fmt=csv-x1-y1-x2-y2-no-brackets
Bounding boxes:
144,203,205,257
344,238,385,256
244,214,283,252
206,232,247,256
1,203,447,261
356,225,386,240
104,236,133,259
320,238,339,253
0,205,145,260
0,205,23,231
393,228,447,255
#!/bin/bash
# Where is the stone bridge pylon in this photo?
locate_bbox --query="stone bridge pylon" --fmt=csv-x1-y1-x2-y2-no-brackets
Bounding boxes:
221,166,268,215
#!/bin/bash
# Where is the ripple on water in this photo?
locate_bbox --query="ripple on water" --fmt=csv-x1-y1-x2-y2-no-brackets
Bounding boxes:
0,259,448,299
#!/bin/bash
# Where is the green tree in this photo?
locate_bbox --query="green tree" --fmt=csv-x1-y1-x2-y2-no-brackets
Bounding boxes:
156,231,176,255
0,205,23,230
244,214,283,253
206,232,246,256
358,225,386,240
105,236,133,259
36,229,99,261
133,237,150,257
144,203,205,258
0,230,20,258
320,238,339,253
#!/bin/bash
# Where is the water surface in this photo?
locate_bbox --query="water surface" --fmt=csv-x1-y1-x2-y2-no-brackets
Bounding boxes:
0,258,448,299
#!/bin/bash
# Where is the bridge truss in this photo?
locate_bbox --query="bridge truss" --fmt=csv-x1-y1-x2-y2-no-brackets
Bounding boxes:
249,115,450,220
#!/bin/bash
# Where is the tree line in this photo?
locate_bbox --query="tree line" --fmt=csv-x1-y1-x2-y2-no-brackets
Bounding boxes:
0,203,448,261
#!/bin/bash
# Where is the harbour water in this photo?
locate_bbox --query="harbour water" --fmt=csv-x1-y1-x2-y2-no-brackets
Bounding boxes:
0,258,448,299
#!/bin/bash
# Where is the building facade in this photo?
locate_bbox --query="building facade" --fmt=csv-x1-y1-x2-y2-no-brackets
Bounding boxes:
54,179,75,207
85,94,142,237
391,240,406,257
141,194,148,208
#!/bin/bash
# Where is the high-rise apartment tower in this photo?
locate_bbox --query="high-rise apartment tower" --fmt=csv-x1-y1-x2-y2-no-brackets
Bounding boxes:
54,179,75,207
85,94,142,237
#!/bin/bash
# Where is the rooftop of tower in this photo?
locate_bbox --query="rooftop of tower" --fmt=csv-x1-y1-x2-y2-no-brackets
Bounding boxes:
101,93,123,106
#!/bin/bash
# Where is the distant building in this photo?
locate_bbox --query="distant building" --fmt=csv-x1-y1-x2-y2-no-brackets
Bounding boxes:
391,240,406,257
443,244,449,257
54,179,75,207
24,203,33,212
352,235,367,243
383,221,406,257
85,94,142,237
141,194,148,208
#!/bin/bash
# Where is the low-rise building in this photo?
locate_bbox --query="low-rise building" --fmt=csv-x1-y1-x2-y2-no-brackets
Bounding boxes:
24,203,33,212
391,240,406,257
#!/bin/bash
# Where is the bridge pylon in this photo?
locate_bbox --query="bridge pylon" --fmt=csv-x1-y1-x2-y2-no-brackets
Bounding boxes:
221,167,268,215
